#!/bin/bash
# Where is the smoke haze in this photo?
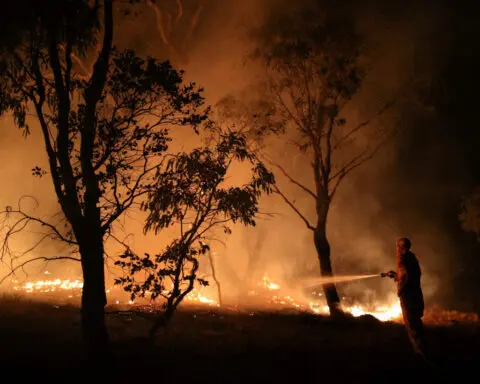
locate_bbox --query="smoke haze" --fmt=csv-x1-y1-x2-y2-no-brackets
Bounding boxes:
1,0,479,313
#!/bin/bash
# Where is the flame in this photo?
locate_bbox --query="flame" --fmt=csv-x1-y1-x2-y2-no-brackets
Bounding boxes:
260,274,280,290
261,274,402,322
13,278,220,307
307,302,403,321
12,274,402,321
21,279,83,293
186,289,219,306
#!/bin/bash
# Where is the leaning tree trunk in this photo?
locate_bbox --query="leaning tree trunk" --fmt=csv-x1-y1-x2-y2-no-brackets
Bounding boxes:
79,225,109,359
244,226,267,288
313,219,343,316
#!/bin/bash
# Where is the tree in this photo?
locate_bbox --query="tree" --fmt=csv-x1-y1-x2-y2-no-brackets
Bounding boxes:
243,225,268,286
249,2,393,315
0,0,208,355
114,129,274,341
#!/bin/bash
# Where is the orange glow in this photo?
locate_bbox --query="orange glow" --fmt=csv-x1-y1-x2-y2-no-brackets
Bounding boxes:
18,279,84,293
11,273,403,321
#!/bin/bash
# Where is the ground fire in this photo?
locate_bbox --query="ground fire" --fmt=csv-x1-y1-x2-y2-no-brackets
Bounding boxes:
10,272,405,321
7,269,480,326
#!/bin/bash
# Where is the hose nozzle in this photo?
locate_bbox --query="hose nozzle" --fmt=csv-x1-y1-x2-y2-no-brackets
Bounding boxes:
381,270,396,279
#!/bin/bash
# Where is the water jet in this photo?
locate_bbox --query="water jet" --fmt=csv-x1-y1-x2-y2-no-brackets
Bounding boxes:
301,274,382,287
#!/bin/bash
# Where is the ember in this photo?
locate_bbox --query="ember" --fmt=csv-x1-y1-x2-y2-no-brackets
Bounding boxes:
11,273,403,322
258,275,402,322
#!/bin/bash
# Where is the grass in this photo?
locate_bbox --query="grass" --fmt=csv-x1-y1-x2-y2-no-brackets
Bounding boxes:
0,295,479,383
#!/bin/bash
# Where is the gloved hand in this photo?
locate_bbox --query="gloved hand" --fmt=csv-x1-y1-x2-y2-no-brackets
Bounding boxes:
381,270,396,279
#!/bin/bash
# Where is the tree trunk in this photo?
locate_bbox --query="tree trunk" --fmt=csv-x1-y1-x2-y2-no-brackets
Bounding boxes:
79,229,109,359
207,249,223,306
313,221,343,316
244,227,267,287
148,306,174,343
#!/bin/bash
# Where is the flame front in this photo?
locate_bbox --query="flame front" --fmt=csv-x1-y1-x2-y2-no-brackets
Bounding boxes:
308,302,403,321
259,275,402,322
261,274,281,290
20,279,84,293
12,274,402,321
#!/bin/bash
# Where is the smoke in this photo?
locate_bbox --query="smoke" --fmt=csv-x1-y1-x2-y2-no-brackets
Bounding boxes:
1,0,476,312
178,0,463,308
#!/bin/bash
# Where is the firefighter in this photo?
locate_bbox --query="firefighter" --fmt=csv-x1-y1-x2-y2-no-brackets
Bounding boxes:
383,237,426,357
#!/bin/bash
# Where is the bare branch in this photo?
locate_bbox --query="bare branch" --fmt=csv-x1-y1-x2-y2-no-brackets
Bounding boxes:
106,231,134,253
64,25,73,95
47,25,83,225
264,156,316,200
323,116,334,184
301,59,313,126
30,46,68,207
0,198,77,268
267,69,304,131
273,185,315,231
333,100,395,151
329,136,389,199
206,247,222,306
0,256,80,286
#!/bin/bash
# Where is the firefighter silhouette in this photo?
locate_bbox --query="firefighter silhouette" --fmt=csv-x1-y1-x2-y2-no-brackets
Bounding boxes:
383,237,426,357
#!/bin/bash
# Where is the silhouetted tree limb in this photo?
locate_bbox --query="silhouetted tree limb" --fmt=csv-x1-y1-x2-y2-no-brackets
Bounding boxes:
0,256,80,286
206,247,222,306
0,199,78,251
115,129,274,341
246,2,397,315
267,158,316,200
0,0,209,353
332,100,395,151
273,185,315,231
0,197,78,277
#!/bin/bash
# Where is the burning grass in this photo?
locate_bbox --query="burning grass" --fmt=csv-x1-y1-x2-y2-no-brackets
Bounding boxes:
8,273,405,321
8,273,478,326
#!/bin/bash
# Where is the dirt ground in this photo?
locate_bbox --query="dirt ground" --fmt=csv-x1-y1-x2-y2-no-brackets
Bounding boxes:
0,296,479,383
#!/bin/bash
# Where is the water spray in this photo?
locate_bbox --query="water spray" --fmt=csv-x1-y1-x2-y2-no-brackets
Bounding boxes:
301,273,388,287
300,270,398,288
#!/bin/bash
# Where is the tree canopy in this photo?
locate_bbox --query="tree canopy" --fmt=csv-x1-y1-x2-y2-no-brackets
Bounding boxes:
115,128,274,338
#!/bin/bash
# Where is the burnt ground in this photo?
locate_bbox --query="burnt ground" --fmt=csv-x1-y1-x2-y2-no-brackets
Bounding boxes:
0,297,479,383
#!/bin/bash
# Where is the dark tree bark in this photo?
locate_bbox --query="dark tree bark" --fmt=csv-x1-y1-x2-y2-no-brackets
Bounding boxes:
248,1,394,316
244,226,267,286
0,0,210,357
313,222,341,315
77,0,113,355
79,217,109,356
